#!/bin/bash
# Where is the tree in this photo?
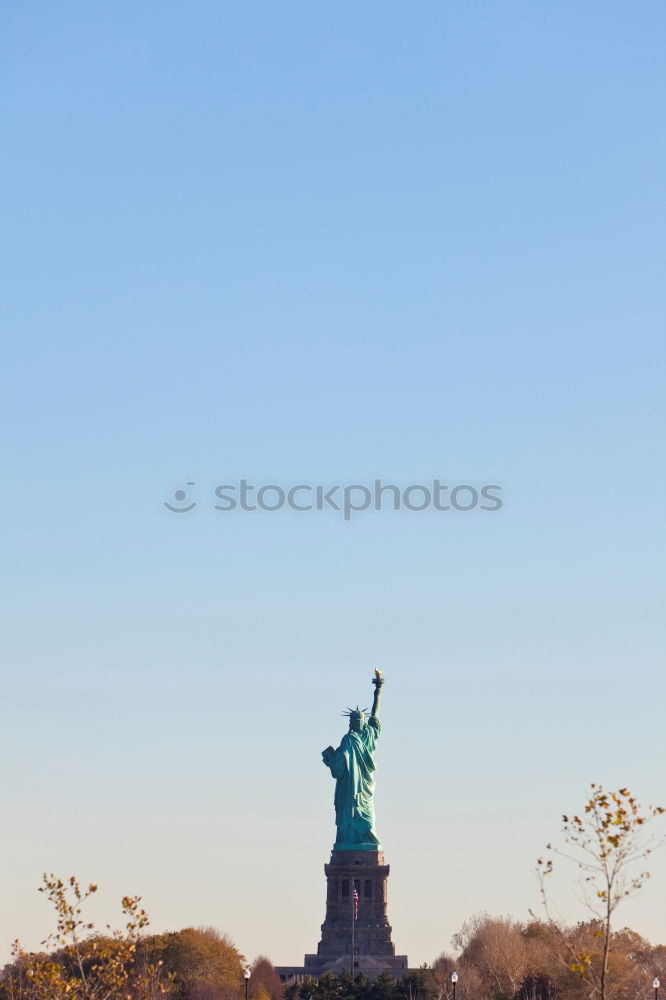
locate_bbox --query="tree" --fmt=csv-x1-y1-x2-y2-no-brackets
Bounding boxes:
143,927,244,1000
249,957,283,1000
368,971,398,1000
451,914,529,1000
430,952,485,1000
1,874,172,1000
517,921,560,1000
394,967,435,1000
536,785,665,1000
298,971,338,1000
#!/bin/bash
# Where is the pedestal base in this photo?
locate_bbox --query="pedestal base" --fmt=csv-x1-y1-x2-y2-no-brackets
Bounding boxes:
296,848,409,979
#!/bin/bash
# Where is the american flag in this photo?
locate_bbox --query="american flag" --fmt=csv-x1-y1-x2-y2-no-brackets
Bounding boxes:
352,882,359,921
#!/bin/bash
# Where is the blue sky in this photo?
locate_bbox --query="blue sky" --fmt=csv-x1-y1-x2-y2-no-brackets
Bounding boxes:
2,0,665,968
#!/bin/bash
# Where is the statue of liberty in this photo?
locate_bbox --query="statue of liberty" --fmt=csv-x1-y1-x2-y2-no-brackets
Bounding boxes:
321,669,384,850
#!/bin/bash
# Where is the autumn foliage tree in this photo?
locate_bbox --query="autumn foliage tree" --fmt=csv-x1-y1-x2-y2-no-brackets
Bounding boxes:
431,911,666,1000
536,785,665,1000
143,927,245,1000
0,878,245,1000
1,874,172,1000
248,957,283,1000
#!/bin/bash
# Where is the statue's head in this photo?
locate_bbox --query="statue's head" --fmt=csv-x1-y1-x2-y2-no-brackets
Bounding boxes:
344,706,367,731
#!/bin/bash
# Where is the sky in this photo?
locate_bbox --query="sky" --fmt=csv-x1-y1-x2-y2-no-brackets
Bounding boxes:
1,0,665,971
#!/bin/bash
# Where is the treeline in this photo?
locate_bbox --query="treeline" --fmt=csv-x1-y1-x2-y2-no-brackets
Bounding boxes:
287,915,666,1000
433,914,665,1000
1,926,283,1000
3,869,665,1000
0,877,284,1000
5,914,665,1000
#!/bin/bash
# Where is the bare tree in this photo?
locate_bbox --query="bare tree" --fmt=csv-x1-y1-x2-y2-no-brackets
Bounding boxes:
452,913,529,1000
431,953,483,1000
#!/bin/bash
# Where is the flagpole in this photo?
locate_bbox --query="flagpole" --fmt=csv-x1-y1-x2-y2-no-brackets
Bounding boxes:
350,878,355,977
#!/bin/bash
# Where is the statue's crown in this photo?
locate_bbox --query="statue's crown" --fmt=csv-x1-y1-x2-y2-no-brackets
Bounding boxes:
343,705,368,722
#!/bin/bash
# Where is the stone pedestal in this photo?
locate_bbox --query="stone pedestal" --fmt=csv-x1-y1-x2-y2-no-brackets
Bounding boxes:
301,849,409,978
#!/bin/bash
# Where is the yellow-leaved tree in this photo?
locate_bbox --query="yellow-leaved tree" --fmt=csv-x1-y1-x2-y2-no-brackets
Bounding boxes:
537,785,665,1000
1,874,172,1000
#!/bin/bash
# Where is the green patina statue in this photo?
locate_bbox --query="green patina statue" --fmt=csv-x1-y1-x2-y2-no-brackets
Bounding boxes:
322,669,385,851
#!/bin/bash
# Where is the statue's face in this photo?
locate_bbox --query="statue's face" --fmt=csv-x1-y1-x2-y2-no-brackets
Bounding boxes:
349,713,364,731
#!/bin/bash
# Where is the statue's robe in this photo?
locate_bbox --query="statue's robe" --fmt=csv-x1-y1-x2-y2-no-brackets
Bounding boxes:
322,717,381,849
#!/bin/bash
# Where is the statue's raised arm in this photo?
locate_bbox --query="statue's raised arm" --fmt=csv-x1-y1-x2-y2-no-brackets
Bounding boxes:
371,668,384,719
321,670,385,851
